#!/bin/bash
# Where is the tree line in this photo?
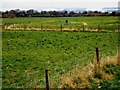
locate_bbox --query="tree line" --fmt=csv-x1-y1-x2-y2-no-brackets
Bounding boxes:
0,9,119,18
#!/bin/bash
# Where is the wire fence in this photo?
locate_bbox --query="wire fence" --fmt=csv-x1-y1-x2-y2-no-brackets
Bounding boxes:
1,23,120,32
2,48,118,88
2,50,94,88
1,22,119,88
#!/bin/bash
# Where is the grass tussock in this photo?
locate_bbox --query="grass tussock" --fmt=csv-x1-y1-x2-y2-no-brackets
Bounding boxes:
59,55,119,88
100,55,118,68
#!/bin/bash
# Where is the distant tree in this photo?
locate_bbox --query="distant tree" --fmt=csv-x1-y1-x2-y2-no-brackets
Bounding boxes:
79,12,81,14
4,11,9,14
2,8,120,18
14,9,21,17
27,9,34,15
9,10,15,14
34,10,40,15
88,10,93,14
64,11,68,14
102,12,110,16
41,11,47,15
0,11,2,14
0,11,2,18
94,11,98,13
104,12,108,14
111,11,116,16
82,11,87,14
52,11,58,15
19,11,26,17
58,12,64,16
69,11,75,15
15,9,20,13
115,12,120,16
98,11,102,14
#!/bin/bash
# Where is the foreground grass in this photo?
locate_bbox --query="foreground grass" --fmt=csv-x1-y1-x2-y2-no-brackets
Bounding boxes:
2,30,119,88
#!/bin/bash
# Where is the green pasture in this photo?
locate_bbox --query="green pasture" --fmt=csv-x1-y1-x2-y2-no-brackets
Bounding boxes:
2,17,118,31
2,17,118,25
2,30,119,88
1,16,119,88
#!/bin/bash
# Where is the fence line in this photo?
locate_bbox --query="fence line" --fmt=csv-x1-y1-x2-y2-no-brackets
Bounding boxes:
49,56,94,81
2,69,44,82
50,53,94,73
48,51,94,70
3,50,94,83
49,54,93,78
2,23,120,32
2,50,94,88
23,52,95,88
2,47,118,88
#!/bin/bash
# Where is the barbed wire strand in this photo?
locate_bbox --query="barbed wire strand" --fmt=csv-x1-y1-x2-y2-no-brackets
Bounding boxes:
3,50,94,83
2,69,44,82
48,50,94,70
49,54,94,78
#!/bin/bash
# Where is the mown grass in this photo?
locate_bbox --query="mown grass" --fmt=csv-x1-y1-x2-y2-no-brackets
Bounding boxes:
2,30,119,88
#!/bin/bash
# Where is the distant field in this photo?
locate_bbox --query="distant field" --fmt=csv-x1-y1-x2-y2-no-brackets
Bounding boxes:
2,17,118,25
2,30,118,88
2,17,119,31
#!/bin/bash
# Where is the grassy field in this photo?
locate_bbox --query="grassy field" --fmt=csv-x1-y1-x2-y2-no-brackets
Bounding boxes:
2,16,119,88
2,17,118,25
2,30,119,88
2,17,119,31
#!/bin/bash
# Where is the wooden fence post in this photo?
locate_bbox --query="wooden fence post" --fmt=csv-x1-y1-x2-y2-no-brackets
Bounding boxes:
61,25,62,31
24,25,26,30
45,70,49,90
96,48,100,69
41,24,43,30
98,25,100,32
83,24,84,32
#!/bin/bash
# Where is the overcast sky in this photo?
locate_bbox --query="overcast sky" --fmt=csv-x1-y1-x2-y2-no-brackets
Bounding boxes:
0,0,119,11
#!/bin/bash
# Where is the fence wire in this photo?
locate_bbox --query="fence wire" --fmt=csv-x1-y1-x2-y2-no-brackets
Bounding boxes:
2,23,119,32
2,48,117,88
2,50,95,88
4,49,116,87
2,23,118,88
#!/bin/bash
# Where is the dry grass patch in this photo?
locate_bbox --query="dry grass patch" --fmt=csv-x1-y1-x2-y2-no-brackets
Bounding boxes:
59,54,118,88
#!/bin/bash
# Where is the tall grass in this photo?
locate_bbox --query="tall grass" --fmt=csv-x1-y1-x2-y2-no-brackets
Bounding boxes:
58,54,119,88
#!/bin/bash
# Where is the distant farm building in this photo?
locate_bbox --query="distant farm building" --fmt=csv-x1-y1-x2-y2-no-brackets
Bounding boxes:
3,14,16,18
